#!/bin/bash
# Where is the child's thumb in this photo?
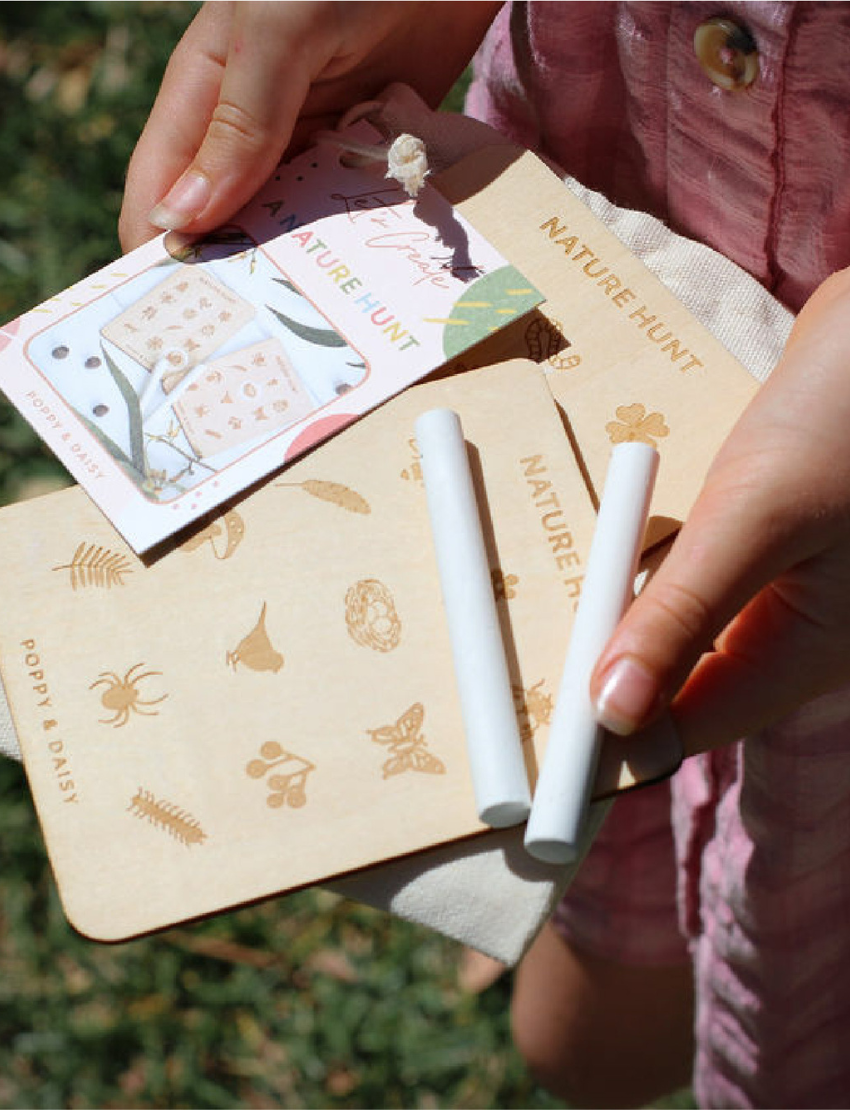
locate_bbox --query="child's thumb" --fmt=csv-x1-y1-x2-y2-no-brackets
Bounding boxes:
149,17,315,236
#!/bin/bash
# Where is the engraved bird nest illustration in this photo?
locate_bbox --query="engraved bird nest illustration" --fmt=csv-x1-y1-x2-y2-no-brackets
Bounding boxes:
344,578,401,652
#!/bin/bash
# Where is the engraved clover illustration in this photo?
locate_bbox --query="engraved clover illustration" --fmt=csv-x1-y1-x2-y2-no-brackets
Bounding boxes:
367,702,446,779
492,568,519,601
605,403,669,448
90,663,168,727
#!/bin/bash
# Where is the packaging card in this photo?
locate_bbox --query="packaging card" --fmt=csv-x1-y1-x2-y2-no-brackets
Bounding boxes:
0,124,542,554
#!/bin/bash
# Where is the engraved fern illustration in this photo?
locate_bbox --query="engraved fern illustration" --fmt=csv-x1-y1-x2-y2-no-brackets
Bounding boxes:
128,788,207,846
53,542,134,589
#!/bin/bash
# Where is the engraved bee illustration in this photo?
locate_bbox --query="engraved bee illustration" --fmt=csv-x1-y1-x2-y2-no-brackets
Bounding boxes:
400,437,423,483
90,663,168,728
512,679,554,743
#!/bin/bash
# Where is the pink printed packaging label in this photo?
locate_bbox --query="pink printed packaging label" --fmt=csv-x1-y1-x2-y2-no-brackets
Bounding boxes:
0,122,542,552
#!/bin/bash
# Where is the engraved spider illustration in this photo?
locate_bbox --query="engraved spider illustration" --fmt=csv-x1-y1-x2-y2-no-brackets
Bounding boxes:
90,663,168,728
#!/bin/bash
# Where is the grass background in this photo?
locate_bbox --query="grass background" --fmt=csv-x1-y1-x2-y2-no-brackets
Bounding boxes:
0,5,695,1107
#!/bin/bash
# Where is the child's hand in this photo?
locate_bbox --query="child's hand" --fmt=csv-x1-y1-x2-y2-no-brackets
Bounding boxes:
591,267,850,754
118,1,498,252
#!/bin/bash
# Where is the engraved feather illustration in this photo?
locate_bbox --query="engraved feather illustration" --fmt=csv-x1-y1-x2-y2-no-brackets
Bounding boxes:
53,542,134,589
128,788,207,846
277,478,371,514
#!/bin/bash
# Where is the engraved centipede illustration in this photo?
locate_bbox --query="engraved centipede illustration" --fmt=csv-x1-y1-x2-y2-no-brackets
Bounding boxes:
245,741,315,808
53,542,134,589
277,477,371,514
90,663,168,727
367,702,446,779
344,578,401,652
227,603,284,673
128,788,207,846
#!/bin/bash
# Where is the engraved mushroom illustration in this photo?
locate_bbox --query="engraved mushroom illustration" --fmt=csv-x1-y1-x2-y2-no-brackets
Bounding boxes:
180,509,245,560
90,662,168,727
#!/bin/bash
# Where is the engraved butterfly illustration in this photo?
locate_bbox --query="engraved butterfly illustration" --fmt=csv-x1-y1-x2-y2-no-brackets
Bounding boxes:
367,702,446,779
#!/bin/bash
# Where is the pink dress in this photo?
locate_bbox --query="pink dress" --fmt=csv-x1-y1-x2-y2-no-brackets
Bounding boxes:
467,4,850,1107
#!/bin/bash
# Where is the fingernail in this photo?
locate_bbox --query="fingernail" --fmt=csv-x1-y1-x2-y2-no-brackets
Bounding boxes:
595,656,658,735
149,170,211,230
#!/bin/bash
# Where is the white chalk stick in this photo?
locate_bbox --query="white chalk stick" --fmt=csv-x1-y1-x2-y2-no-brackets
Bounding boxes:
415,408,531,828
524,441,659,864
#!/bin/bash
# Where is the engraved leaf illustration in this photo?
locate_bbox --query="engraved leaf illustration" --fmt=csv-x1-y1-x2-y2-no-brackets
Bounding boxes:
53,542,134,589
278,478,371,514
265,304,348,347
128,788,206,846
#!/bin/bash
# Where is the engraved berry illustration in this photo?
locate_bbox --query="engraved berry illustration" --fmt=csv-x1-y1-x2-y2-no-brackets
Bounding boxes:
606,403,669,448
90,663,168,728
245,741,315,808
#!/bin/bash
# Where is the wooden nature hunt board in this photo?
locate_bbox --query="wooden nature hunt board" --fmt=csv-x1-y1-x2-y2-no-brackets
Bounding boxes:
0,140,761,941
